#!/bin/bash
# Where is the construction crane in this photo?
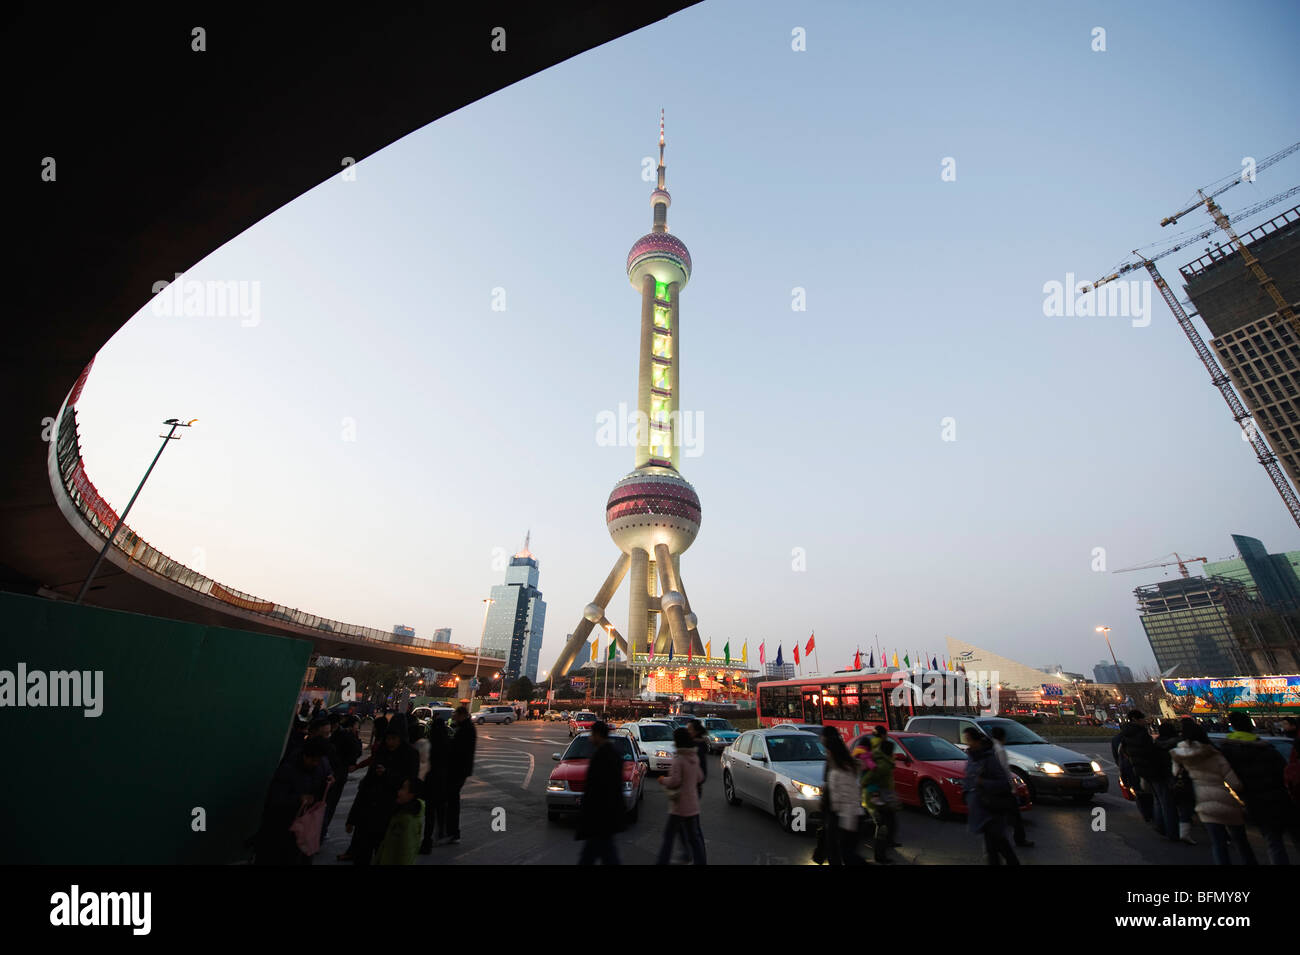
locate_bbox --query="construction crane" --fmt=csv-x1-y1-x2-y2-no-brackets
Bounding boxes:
1112,553,1208,579
1081,186,1300,529
1160,141,1300,227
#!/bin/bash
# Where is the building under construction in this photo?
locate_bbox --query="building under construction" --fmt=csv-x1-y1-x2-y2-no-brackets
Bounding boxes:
1181,206,1300,490
1135,534,1300,679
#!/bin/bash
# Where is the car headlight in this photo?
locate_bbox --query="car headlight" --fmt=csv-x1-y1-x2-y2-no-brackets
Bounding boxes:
1037,762,1064,775
547,779,568,791
656,750,672,758
1090,760,1103,773
791,779,822,799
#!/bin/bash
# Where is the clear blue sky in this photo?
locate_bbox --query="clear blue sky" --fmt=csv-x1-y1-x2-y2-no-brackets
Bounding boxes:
76,0,1300,679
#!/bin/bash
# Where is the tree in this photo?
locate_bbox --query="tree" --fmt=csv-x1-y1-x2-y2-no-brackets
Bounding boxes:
507,676,534,701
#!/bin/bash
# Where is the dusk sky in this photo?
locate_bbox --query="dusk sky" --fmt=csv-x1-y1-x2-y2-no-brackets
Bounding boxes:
74,0,1300,679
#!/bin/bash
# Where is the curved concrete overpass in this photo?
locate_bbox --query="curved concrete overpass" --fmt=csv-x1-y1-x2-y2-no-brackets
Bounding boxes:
3,3,696,666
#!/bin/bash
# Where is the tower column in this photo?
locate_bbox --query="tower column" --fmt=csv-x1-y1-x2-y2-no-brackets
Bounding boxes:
553,552,629,676
668,281,681,471
628,546,651,657
635,274,656,469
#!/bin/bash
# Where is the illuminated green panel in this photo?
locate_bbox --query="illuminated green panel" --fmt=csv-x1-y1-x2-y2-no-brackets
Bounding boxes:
655,281,671,302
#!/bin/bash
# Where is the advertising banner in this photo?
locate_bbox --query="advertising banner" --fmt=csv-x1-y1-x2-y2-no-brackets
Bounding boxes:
1161,676,1300,712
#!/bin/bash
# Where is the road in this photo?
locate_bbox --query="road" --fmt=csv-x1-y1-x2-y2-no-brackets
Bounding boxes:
318,722,1275,865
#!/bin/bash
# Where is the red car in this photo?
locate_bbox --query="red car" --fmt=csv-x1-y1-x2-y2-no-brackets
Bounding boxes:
850,732,1032,820
546,732,648,823
568,710,597,737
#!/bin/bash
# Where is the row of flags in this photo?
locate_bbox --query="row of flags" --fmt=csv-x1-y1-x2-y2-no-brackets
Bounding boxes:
589,628,964,673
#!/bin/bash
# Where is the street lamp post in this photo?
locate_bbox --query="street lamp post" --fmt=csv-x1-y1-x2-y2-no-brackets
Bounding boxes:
75,417,196,604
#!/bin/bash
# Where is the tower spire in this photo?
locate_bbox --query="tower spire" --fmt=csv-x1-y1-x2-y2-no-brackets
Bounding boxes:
651,109,670,233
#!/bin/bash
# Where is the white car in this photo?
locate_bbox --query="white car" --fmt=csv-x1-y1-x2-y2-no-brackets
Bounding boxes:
474,705,516,725
615,720,677,772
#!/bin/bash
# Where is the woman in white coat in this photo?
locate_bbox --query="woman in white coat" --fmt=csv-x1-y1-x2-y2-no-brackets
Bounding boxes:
1169,718,1258,865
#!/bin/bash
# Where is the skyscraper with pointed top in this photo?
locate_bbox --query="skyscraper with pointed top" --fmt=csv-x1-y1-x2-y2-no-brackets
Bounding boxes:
483,532,547,683
553,113,707,677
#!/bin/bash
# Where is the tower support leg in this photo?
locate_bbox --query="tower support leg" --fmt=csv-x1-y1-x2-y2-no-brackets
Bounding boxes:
553,552,630,676
653,543,691,656
628,547,651,661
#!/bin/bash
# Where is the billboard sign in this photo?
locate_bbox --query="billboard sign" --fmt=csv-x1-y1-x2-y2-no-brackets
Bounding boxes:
1161,676,1300,712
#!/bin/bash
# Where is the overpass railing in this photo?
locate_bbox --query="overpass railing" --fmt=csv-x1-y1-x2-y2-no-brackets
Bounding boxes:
53,401,463,658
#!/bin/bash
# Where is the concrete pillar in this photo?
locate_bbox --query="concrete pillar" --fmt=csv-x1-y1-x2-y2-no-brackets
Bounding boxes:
673,554,705,655
628,546,650,660
668,281,680,471
653,543,690,655
635,275,656,468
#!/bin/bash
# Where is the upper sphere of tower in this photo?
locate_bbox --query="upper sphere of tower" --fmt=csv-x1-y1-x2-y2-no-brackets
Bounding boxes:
605,465,700,556
627,231,691,290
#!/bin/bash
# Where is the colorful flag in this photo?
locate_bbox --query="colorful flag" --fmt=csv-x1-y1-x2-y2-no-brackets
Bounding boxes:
853,649,862,670
758,641,765,665
932,656,938,670
687,640,693,663
891,651,899,668
668,640,674,662
724,642,731,664
608,639,617,661
806,632,816,655
592,636,599,661
775,644,784,667
742,641,748,663
793,643,800,665
903,653,910,668
705,639,712,659
648,639,654,661
869,650,875,668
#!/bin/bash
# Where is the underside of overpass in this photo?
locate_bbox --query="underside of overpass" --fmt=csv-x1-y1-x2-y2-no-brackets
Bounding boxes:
3,2,697,666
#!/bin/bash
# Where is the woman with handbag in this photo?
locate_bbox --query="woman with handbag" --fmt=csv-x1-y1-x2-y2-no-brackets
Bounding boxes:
1170,719,1258,865
962,728,1020,865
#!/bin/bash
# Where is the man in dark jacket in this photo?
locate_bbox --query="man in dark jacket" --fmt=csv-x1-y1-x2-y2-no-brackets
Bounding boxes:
1118,711,1177,841
1220,712,1299,865
325,717,363,840
420,717,451,853
443,706,477,845
577,721,625,864
254,736,330,865
345,713,419,865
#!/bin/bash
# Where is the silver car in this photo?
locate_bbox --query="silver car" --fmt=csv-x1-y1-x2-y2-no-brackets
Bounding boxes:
474,705,517,725
720,728,827,832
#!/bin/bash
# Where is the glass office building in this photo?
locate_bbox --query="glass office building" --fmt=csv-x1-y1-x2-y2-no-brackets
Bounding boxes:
482,540,547,683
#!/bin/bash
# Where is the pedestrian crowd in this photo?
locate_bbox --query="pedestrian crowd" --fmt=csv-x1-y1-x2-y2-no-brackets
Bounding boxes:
1113,710,1300,864
251,700,477,865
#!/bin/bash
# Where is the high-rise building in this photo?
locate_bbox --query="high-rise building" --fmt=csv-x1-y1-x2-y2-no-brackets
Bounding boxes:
391,624,415,645
482,534,547,683
764,662,795,681
433,627,452,644
1180,207,1300,493
554,114,707,677
1093,660,1135,684
1136,534,1300,677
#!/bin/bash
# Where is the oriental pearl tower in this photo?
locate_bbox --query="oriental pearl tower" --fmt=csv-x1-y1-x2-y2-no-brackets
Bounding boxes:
552,112,704,677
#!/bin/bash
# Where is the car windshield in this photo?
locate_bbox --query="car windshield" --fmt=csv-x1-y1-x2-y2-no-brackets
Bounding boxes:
575,713,595,721
977,720,1046,744
639,724,673,741
703,719,734,731
899,735,966,761
563,736,635,761
765,734,826,762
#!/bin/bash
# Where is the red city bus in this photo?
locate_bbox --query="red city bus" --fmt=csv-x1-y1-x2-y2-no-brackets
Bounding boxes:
757,671,980,738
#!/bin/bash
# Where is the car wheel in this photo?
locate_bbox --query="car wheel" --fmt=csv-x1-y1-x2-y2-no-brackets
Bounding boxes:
775,788,794,832
920,780,949,819
723,770,741,806
505,717,512,724
547,811,559,822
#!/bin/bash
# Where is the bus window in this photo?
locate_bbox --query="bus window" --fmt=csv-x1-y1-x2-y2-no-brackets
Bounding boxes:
820,685,842,722
841,683,860,721
779,685,800,720
801,688,821,724
758,684,774,719
884,684,909,731
860,682,885,723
